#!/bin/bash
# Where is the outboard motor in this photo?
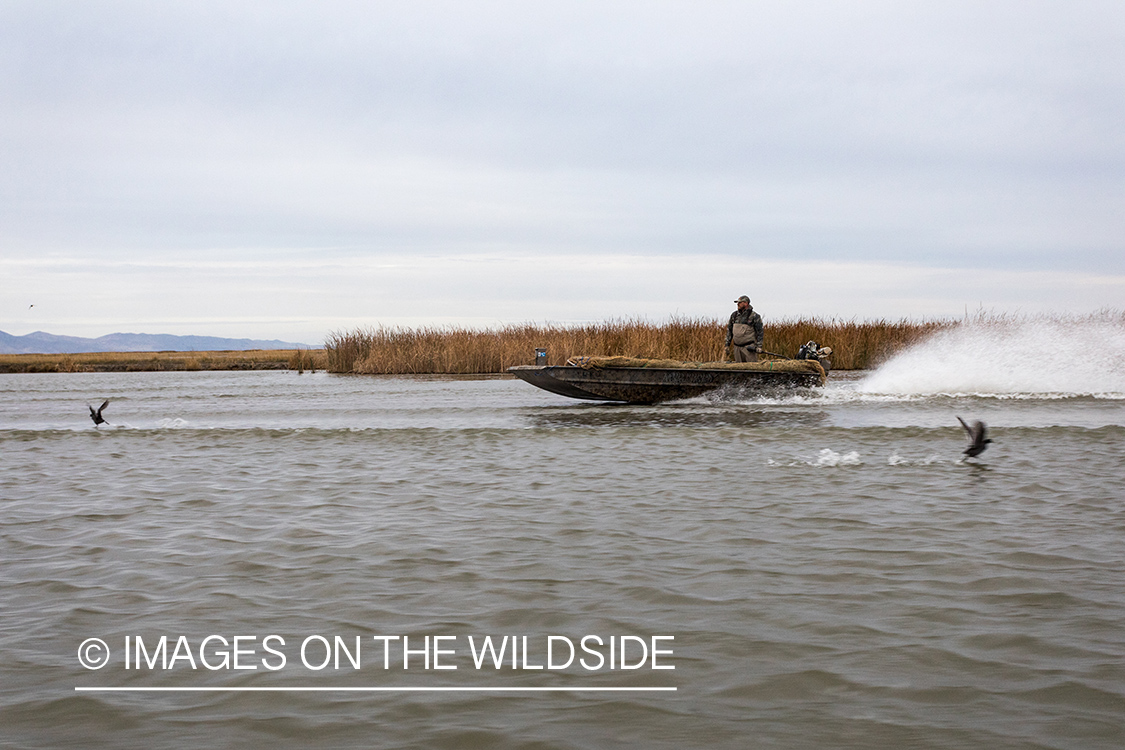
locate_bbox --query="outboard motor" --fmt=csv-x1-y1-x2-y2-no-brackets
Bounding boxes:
797,341,833,373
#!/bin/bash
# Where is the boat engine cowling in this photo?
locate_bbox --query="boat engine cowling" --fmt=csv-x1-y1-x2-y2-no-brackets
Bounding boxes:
797,341,833,373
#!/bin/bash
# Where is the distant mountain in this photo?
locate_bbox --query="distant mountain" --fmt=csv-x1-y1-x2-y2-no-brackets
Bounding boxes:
0,330,318,354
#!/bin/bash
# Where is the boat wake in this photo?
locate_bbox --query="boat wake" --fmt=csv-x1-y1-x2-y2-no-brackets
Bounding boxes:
859,312,1125,399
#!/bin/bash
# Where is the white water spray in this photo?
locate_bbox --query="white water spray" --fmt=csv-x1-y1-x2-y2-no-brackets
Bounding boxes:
858,312,1125,397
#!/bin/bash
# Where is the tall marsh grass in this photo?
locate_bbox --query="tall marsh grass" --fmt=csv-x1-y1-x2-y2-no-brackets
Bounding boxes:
326,317,954,374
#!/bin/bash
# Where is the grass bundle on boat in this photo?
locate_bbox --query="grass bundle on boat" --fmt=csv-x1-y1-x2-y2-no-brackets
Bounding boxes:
568,355,825,376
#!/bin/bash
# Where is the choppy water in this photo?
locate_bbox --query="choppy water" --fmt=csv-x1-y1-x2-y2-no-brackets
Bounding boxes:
2,337,1124,748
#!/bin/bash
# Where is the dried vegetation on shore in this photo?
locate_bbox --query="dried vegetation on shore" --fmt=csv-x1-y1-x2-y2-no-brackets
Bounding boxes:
0,349,326,374
326,317,953,374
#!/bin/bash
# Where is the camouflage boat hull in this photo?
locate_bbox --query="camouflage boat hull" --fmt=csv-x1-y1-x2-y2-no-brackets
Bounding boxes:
507,364,825,404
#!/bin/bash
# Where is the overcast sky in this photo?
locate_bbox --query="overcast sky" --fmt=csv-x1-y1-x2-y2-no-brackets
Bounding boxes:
2,1,1123,343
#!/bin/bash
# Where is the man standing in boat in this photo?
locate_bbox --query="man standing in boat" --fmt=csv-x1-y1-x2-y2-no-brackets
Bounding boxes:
726,295,764,362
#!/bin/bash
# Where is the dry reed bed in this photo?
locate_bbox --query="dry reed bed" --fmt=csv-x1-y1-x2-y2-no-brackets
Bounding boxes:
0,349,326,374
327,317,954,374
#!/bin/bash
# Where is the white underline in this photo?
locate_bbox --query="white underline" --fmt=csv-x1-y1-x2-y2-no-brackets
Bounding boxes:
75,686,676,692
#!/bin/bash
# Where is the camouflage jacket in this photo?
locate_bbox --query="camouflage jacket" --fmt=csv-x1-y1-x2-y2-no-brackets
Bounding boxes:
726,307,763,347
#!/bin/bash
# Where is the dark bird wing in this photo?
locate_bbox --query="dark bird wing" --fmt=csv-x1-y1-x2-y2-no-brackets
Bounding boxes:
958,416,990,456
957,416,985,444
957,416,972,439
89,400,110,425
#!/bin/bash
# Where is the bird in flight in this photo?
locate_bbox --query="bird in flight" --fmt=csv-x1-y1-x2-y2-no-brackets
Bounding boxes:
957,417,991,458
89,400,110,428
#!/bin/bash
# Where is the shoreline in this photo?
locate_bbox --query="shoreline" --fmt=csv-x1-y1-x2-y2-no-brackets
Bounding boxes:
5,314,1011,374
0,349,322,374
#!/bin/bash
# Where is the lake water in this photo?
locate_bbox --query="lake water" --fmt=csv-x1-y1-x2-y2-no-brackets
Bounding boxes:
2,327,1124,749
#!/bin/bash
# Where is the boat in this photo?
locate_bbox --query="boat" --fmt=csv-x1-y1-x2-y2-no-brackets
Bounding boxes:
508,356,827,404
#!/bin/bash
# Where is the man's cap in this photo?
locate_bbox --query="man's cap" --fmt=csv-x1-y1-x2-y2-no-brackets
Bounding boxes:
734,295,750,303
